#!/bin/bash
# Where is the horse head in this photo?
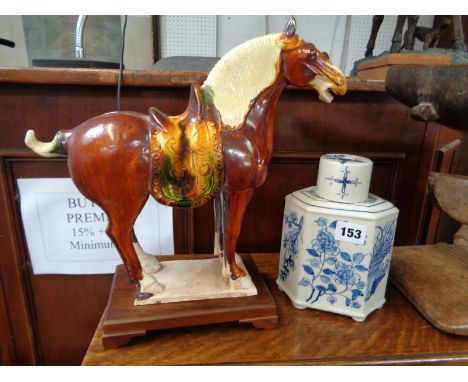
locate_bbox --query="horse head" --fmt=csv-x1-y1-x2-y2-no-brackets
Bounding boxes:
279,17,347,103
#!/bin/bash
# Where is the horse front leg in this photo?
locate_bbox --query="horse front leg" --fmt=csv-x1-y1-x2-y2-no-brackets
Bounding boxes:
222,188,254,280
365,15,384,57
390,15,407,53
403,15,419,50
213,192,223,256
452,15,467,52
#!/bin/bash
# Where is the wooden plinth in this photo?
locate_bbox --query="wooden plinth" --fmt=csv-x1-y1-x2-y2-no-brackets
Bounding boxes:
391,244,468,336
102,254,278,349
356,53,451,80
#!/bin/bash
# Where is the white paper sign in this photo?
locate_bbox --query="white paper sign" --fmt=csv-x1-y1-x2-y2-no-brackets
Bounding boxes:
17,178,174,275
334,221,368,245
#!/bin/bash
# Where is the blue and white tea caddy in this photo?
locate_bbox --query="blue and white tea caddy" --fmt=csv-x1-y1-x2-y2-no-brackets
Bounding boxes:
277,154,399,321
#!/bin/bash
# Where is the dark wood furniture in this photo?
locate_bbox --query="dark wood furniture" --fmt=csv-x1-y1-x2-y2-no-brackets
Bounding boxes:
0,67,462,365
82,253,468,366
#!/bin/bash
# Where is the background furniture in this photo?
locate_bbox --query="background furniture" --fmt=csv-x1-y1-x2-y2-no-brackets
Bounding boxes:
82,253,468,365
0,67,462,365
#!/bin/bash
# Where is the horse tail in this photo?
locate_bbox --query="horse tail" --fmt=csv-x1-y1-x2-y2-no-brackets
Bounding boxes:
24,129,71,157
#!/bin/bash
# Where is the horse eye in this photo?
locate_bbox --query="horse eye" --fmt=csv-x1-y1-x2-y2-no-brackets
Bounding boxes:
309,51,317,60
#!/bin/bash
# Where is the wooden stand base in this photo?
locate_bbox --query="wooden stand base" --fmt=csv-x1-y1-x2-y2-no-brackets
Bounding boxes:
102,254,278,349
391,244,468,336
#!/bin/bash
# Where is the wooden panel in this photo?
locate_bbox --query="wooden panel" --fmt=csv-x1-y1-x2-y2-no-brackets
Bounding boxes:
0,272,16,365
0,84,189,151
0,67,385,91
193,152,405,254
0,71,459,365
274,91,424,153
0,67,207,87
424,131,462,244
274,91,426,246
29,275,113,365
0,158,39,365
4,158,112,365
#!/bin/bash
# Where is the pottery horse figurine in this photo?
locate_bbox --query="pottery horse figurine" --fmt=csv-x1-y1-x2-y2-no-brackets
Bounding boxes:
25,18,346,299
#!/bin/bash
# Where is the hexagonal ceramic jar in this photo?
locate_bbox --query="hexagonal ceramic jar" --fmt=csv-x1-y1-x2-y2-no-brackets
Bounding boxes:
277,154,399,322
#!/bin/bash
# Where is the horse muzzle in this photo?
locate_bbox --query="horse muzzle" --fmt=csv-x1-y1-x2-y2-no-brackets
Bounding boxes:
307,60,347,103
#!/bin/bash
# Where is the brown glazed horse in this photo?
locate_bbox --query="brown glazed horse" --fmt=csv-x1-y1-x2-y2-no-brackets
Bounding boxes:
25,18,346,300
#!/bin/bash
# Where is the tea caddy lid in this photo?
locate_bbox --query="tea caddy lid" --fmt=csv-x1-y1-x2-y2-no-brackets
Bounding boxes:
292,186,397,215
316,154,373,204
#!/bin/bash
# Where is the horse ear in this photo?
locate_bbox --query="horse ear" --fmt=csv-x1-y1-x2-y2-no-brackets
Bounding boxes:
283,16,296,38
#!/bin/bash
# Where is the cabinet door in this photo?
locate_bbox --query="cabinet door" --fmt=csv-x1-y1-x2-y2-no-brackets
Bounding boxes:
1,156,113,365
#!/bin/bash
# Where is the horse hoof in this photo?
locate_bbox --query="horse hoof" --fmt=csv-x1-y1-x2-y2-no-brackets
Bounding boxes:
230,267,246,280
136,289,154,301
141,281,164,295
140,272,164,295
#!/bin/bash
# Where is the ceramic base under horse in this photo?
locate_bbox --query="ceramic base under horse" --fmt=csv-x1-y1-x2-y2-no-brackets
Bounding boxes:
25,17,346,302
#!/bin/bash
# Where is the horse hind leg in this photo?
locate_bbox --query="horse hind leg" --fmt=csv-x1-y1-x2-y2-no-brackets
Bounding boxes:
105,198,163,300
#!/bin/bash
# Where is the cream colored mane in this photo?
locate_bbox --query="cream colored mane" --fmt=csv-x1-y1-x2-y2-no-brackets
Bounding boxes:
202,33,283,129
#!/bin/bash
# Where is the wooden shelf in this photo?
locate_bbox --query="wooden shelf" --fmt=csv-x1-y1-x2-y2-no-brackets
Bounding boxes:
0,66,385,92
82,253,468,366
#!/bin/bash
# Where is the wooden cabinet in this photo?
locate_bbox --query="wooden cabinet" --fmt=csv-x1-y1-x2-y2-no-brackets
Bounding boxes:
0,68,462,365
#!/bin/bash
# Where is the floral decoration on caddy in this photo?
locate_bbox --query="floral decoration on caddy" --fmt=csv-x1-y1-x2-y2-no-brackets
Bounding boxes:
365,219,398,301
279,211,304,281
297,217,367,309
282,216,397,310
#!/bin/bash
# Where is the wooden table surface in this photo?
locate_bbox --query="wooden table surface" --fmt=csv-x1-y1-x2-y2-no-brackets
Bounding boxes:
82,253,468,366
